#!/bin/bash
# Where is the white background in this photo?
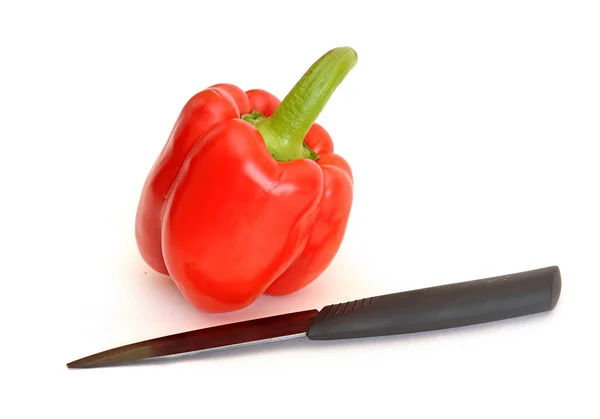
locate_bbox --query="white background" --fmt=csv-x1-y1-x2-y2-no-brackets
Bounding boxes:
1,1,598,418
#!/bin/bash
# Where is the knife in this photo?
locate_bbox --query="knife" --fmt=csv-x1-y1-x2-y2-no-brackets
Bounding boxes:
67,265,561,368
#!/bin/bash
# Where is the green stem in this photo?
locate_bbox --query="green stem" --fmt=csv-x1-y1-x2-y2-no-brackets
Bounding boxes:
242,110,321,160
253,47,357,162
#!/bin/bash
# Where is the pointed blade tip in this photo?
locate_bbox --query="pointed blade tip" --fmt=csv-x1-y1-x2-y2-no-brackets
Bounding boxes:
66,357,93,369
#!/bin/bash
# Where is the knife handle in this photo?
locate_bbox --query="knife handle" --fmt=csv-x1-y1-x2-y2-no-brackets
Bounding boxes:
306,266,561,340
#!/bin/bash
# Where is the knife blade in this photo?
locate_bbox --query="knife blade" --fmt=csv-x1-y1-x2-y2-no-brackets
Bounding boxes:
67,265,561,368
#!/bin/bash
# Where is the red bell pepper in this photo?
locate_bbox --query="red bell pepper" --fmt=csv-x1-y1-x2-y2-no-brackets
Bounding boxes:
135,47,356,312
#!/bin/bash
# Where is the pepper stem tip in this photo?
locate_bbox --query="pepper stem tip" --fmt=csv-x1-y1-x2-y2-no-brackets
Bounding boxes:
256,46,357,162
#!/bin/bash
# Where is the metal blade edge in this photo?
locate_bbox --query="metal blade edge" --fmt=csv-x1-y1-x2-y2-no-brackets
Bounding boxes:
67,309,318,368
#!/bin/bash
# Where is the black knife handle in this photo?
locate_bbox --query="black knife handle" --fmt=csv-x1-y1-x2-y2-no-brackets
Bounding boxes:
306,266,561,340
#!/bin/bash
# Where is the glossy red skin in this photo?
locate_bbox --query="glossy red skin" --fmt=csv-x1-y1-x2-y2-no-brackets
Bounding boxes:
135,84,250,275
135,86,353,312
245,91,354,296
